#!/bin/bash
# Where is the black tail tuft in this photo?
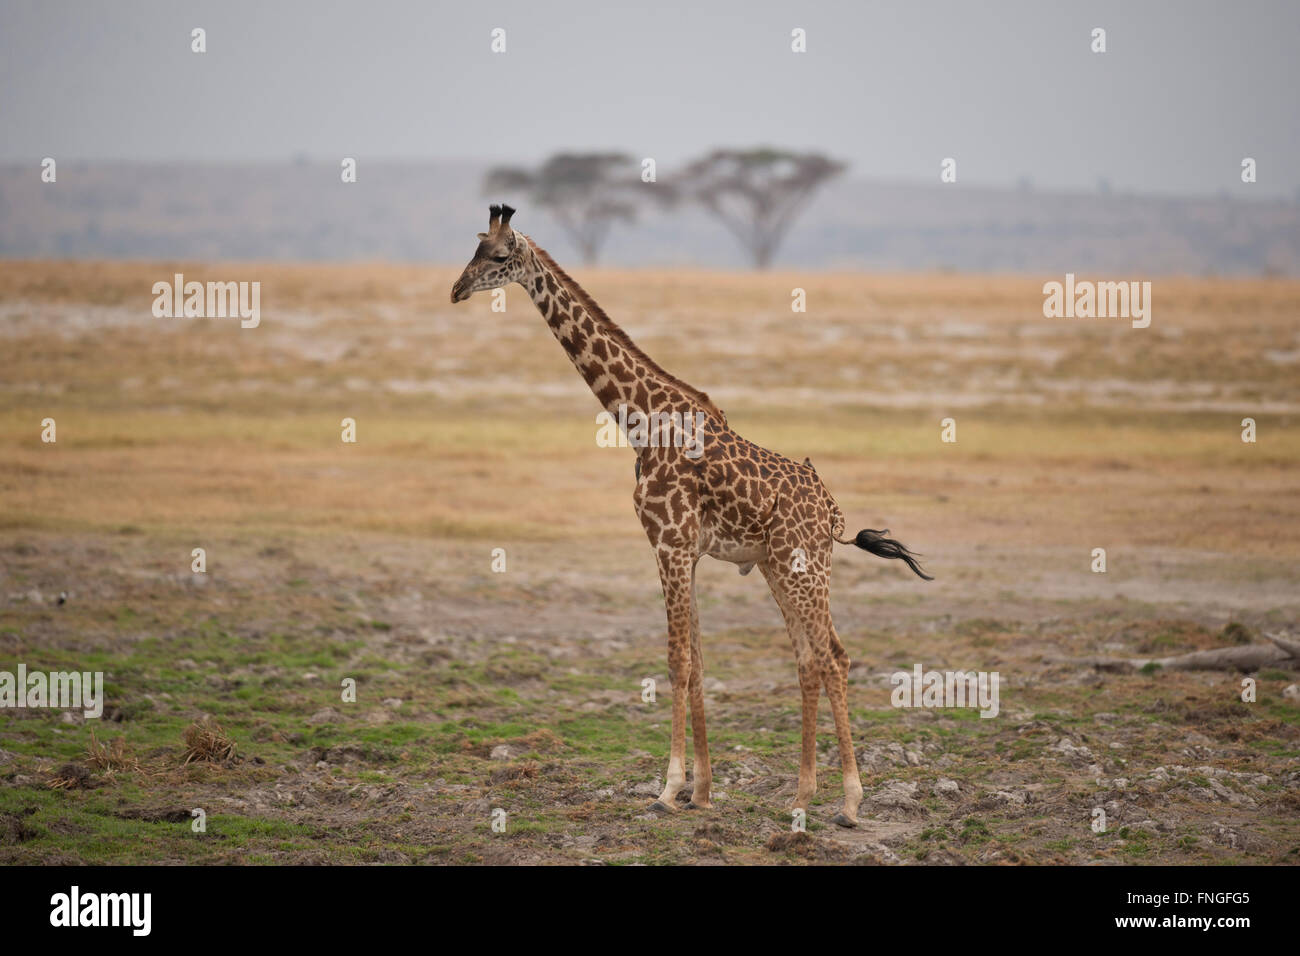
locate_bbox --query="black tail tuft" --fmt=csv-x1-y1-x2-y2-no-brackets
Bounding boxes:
851,528,934,581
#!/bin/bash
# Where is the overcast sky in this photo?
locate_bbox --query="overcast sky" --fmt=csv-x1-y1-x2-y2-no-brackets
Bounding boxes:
2,0,1296,197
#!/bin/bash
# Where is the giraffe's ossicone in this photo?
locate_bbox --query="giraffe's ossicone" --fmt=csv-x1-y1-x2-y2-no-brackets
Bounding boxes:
452,204,932,826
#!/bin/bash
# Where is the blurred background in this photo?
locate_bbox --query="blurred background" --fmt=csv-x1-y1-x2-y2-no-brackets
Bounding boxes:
2,0,1298,273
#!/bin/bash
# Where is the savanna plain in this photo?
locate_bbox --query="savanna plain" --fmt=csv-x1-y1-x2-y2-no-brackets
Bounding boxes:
1,261,1297,864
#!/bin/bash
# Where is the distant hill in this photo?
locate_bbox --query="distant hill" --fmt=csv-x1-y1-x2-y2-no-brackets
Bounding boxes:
1,162,1295,275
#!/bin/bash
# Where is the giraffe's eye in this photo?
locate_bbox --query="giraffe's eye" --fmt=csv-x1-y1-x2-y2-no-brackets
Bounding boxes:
492,254,509,263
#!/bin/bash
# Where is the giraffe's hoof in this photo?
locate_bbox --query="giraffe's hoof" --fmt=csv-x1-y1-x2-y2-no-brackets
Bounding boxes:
648,801,673,814
685,800,713,811
831,813,858,829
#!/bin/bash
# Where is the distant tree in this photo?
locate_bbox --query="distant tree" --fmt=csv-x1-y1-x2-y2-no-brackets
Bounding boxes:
677,148,846,269
483,153,642,264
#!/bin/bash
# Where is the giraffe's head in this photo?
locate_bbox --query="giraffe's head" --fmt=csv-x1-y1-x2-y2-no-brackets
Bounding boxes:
450,204,532,303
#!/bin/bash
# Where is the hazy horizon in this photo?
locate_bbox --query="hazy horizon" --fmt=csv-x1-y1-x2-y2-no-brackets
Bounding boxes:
3,0,1298,199
8,157,1298,204
5,158,1296,273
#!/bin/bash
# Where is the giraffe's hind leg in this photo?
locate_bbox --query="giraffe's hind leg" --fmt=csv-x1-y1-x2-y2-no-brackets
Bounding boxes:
762,531,864,826
758,562,820,815
824,620,863,826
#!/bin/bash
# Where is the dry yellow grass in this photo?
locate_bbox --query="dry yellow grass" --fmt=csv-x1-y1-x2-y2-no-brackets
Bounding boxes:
1,261,1296,562
181,717,237,766
85,729,137,773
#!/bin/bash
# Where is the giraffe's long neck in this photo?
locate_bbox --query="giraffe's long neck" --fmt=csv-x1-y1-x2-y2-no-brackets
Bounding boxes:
521,239,722,425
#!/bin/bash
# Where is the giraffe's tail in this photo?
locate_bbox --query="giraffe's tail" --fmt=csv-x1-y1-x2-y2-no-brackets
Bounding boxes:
832,516,934,581
822,476,932,580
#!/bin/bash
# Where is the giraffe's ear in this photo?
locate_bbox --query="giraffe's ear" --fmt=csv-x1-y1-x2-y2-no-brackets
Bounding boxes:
477,232,489,241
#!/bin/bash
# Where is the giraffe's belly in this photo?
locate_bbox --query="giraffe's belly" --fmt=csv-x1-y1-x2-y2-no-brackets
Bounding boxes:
698,523,767,566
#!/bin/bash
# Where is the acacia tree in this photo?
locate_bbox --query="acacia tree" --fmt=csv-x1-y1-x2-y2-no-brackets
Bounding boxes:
678,148,846,269
483,153,643,264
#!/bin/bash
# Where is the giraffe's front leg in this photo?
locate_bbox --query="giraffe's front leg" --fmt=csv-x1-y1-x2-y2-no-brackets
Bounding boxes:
635,475,700,817
646,544,698,815
652,626,690,813
686,574,712,809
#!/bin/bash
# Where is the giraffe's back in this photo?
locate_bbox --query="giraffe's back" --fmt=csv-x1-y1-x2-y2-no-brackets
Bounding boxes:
693,420,837,566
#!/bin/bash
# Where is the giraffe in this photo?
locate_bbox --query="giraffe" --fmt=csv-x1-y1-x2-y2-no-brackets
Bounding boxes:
451,204,932,826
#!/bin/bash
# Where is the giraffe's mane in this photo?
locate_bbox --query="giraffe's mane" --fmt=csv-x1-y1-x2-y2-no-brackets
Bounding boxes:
525,237,726,423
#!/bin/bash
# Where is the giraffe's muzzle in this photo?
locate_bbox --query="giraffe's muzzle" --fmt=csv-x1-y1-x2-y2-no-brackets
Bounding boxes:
450,280,471,304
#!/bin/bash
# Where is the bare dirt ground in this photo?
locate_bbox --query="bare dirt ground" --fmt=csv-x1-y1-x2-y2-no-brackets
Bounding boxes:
1,261,1297,864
